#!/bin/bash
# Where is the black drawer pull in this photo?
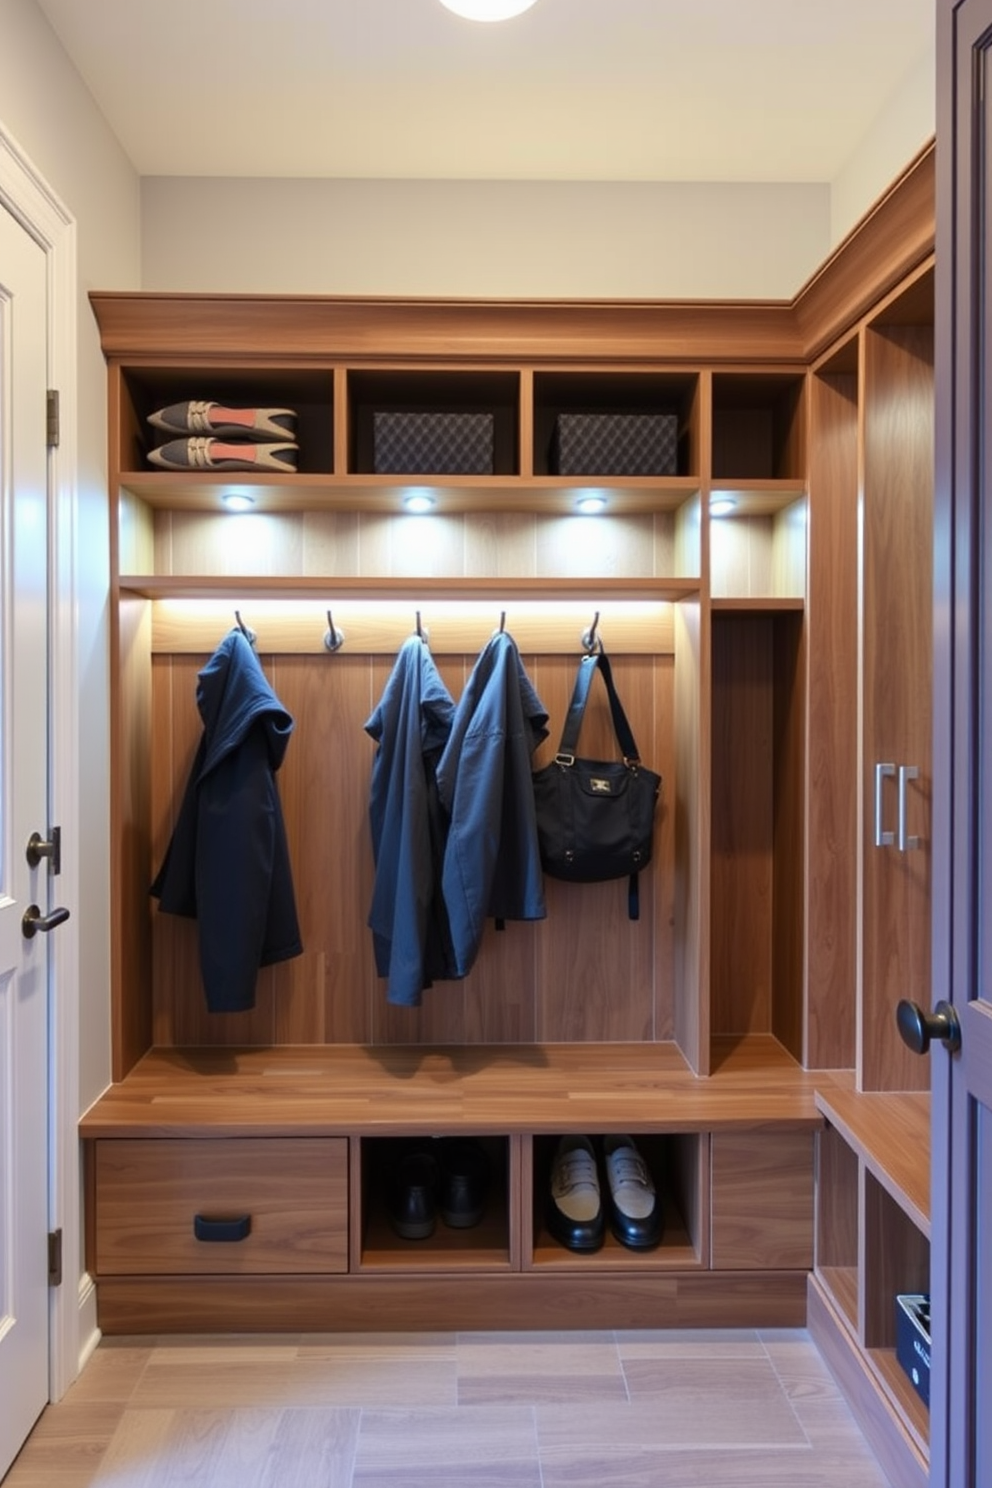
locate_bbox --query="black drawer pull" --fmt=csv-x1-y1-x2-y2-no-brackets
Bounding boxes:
193,1214,251,1243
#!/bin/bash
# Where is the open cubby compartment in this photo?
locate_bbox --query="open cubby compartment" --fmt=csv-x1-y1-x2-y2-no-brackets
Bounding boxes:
863,1169,931,1445
531,370,700,479
527,1131,706,1270
815,1121,860,1332
711,370,806,481
709,494,807,601
117,364,336,476
709,608,806,1062
357,1135,514,1273
347,368,520,476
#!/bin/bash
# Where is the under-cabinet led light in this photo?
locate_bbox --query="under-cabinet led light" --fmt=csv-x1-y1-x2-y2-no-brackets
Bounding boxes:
439,0,538,19
404,492,436,514
709,496,737,518
575,494,607,516
222,492,255,513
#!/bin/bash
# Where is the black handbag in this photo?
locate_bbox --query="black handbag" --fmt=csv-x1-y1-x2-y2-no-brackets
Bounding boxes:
532,646,661,919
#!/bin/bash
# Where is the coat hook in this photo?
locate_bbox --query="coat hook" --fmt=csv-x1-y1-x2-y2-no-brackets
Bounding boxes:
323,608,345,653
581,610,601,653
499,610,506,633
234,609,257,648
415,610,430,644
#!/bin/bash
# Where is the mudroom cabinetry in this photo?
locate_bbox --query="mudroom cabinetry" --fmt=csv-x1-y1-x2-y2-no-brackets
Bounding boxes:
81,146,936,1412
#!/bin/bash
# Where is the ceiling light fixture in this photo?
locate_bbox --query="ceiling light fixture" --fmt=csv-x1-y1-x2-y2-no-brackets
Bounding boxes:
439,0,539,20
404,492,436,514
710,496,737,518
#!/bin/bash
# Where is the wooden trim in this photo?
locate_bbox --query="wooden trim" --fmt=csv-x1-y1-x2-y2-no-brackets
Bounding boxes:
808,1275,928,1488
793,141,936,362
92,1268,809,1335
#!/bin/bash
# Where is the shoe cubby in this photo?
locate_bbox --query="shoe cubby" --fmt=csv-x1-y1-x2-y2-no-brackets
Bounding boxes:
116,366,336,477
355,1135,516,1273
531,370,700,480
526,1132,707,1271
347,369,520,477
863,1170,930,1443
711,370,806,482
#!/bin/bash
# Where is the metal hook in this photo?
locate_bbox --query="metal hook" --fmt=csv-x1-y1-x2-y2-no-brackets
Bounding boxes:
323,609,345,653
234,610,257,648
498,610,506,634
581,610,601,653
415,610,430,644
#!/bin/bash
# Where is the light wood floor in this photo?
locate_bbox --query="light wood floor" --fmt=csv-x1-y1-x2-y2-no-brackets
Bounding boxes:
3,1328,893,1488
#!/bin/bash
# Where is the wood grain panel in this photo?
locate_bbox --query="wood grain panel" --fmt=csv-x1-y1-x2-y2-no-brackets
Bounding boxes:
673,600,707,1073
710,616,774,1037
815,1122,860,1333
861,323,933,1092
772,611,806,1061
862,1171,930,1349
92,1269,809,1336
805,368,859,1070
815,1086,930,1235
94,1138,348,1275
710,1130,814,1270
270,654,376,1045
113,594,154,1079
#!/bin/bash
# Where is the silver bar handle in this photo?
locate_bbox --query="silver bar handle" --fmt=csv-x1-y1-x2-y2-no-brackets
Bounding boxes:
898,765,921,851
875,762,896,847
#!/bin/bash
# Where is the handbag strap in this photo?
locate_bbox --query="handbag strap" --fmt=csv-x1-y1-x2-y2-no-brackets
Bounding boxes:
555,647,642,765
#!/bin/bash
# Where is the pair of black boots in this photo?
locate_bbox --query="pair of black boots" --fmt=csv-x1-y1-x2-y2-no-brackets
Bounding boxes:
386,1138,490,1240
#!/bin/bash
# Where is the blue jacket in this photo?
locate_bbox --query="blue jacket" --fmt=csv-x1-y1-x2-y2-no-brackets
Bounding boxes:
365,634,457,1006
151,629,303,1013
436,630,548,977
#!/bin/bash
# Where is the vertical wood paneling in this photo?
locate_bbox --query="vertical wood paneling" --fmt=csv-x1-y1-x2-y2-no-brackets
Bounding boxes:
861,324,933,1092
114,596,154,1078
806,369,859,1071
674,601,707,1074
772,612,807,1061
710,616,774,1037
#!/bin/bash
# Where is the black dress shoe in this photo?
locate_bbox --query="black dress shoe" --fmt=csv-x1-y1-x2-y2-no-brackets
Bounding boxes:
437,1139,489,1228
602,1135,663,1250
386,1149,439,1240
546,1135,605,1252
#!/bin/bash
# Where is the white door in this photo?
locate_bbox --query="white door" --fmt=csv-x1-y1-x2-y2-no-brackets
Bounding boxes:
0,201,54,1475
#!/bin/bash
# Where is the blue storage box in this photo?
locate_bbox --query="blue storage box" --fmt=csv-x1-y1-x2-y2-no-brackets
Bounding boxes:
896,1293,930,1406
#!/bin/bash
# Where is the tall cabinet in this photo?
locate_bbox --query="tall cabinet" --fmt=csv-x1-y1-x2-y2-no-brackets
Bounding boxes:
80,147,936,1480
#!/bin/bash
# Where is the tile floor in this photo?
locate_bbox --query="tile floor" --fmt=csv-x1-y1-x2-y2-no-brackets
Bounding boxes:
3,1329,894,1488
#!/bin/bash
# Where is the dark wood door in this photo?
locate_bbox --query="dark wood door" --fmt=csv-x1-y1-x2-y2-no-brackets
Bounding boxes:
933,3,992,1483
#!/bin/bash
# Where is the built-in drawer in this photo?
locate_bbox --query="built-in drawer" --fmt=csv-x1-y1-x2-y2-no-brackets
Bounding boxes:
93,1138,348,1275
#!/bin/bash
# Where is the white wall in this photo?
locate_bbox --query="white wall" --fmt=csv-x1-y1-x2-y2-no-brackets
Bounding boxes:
141,175,831,300
0,0,139,1116
831,47,935,246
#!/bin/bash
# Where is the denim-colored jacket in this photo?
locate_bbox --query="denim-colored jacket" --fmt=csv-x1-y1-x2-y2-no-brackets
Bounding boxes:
365,634,457,1006
436,630,548,977
151,628,303,1013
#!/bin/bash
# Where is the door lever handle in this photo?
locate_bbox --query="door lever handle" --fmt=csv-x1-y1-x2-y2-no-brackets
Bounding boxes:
21,904,71,940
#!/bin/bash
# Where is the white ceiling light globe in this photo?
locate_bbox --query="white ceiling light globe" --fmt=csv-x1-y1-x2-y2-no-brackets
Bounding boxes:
439,0,538,19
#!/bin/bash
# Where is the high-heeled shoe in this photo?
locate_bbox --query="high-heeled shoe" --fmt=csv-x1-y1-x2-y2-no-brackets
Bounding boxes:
147,438,299,473
148,401,297,441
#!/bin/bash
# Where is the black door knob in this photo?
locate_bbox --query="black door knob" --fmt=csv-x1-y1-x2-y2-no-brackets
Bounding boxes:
896,998,961,1055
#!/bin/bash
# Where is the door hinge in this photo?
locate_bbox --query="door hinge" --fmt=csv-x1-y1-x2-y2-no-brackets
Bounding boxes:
46,389,60,448
48,1228,63,1287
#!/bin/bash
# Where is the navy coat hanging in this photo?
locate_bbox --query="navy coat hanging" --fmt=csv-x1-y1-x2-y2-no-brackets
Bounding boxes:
151,628,303,1013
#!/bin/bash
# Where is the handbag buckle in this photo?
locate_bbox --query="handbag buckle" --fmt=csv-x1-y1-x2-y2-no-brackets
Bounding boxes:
555,752,575,767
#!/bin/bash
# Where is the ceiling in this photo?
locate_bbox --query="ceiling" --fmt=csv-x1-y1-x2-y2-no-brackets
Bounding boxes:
35,0,934,183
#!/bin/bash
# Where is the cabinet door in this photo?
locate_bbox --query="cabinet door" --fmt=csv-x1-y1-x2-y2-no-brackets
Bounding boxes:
861,312,933,1093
